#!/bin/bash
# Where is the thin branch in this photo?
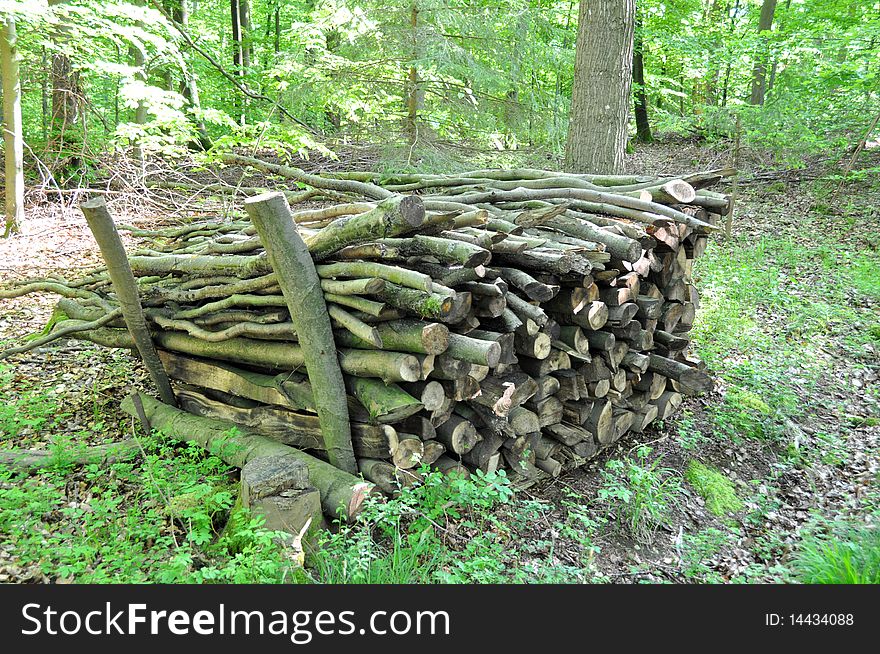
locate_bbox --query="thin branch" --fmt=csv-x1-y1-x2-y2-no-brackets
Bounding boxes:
148,0,316,133
0,308,123,360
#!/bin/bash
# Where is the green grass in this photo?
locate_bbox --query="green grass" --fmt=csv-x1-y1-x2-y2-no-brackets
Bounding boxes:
597,446,683,545
794,523,880,584
685,460,743,517
311,468,597,584
0,432,292,583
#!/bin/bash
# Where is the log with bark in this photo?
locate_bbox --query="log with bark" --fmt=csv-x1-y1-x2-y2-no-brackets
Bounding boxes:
0,159,728,494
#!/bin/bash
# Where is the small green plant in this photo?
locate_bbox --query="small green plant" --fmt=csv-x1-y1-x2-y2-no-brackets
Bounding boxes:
794,524,880,584
597,447,683,545
679,528,730,581
312,468,515,584
675,413,707,451
0,430,290,583
312,468,596,584
0,364,62,439
685,460,743,517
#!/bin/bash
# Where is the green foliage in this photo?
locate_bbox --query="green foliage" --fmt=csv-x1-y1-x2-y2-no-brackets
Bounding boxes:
0,430,292,583
675,412,708,451
0,363,62,439
794,521,880,584
312,468,596,583
312,468,512,583
5,0,876,162
597,446,683,545
685,460,743,517
643,0,880,160
692,231,880,452
679,527,730,582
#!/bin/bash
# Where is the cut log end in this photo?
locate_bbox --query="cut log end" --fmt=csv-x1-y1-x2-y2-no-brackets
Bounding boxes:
399,195,426,226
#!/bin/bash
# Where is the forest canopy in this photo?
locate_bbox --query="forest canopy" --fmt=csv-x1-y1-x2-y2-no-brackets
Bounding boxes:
1,0,878,176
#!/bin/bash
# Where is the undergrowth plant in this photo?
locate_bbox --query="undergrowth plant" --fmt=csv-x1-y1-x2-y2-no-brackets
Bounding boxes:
312,468,515,584
0,430,291,583
793,520,880,584
596,446,683,545
311,468,597,584
0,363,63,439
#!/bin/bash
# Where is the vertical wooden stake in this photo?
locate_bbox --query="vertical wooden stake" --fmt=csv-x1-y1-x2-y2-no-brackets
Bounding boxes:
80,197,176,406
245,192,358,475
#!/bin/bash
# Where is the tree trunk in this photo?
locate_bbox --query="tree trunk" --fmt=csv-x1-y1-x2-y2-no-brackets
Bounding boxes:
231,0,243,74
1,16,24,237
238,0,252,70
749,0,777,106
270,2,280,54
405,2,420,143
173,0,212,150
48,0,83,170
633,9,652,143
230,0,249,123
565,0,635,173
129,1,148,163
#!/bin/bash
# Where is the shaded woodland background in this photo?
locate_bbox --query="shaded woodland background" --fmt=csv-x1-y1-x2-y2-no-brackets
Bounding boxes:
1,0,878,188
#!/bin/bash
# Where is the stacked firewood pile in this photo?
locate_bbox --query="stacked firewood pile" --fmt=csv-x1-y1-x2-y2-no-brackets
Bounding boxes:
0,158,730,514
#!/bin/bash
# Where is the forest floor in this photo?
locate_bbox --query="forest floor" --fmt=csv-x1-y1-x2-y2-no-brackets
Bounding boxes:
0,140,878,583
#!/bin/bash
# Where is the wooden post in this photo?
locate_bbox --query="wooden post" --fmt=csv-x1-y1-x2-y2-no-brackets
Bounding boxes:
245,192,358,475
80,197,176,405
1,16,24,237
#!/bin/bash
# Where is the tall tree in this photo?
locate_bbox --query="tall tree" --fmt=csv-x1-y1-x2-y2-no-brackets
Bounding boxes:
130,1,149,163
171,0,212,150
1,15,24,237
632,6,652,143
749,0,778,106
230,0,252,74
230,0,252,123
405,2,420,142
266,1,280,55
565,0,635,173
48,0,84,167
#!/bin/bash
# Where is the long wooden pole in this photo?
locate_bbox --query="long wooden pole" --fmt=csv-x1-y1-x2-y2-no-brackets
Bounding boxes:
80,197,177,405
244,192,358,474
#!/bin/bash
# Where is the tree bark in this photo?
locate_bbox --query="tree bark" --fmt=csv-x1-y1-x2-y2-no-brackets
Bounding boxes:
1,16,24,237
174,388,397,458
172,0,212,150
565,0,635,173
633,9,652,143
121,393,372,519
80,198,176,406
304,195,424,260
48,0,83,167
749,0,778,106
0,440,140,472
244,192,358,475
129,1,148,163
230,0,251,122
405,2,420,142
